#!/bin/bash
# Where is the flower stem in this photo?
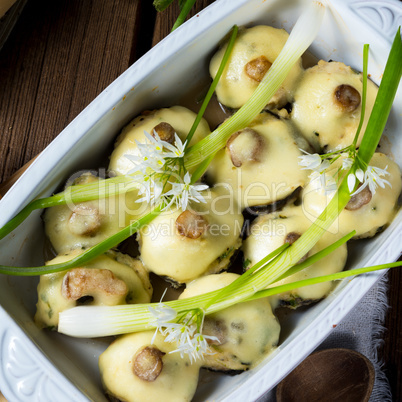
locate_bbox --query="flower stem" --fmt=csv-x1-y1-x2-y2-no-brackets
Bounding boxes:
0,205,162,276
185,25,238,149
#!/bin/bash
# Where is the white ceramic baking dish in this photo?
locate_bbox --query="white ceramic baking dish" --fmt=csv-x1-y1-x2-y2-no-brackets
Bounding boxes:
0,0,401,400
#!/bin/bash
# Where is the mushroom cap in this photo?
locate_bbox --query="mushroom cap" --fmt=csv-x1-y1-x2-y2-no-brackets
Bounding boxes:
44,172,146,254
180,273,281,371
34,249,152,328
210,25,303,109
301,153,402,239
138,186,243,284
99,331,201,402
242,205,348,305
206,113,309,208
291,60,378,152
108,106,210,175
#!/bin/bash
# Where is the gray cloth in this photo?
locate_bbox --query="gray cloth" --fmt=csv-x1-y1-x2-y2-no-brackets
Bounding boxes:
260,273,392,401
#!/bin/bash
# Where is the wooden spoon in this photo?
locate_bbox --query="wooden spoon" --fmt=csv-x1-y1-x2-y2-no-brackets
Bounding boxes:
276,348,375,402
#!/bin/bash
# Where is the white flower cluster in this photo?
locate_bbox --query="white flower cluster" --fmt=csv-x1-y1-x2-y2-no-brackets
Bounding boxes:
298,150,337,193
149,301,218,364
347,165,391,195
125,130,208,210
298,150,391,195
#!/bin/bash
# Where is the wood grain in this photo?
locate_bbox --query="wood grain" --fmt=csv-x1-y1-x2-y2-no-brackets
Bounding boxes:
0,1,401,401
0,0,142,185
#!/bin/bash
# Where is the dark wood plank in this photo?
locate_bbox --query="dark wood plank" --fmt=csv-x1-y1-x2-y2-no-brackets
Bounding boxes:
0,0,143,185
382,263,402,400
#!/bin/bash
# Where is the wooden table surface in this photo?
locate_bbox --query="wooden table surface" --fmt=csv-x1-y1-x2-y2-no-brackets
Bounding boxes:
0,0,401,400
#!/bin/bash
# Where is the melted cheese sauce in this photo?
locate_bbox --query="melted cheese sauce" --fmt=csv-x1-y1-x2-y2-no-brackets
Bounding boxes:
292,60,378,152
242,205,348,303
210,25,303,109
138,187,243,284
206,113,309,208
99,331,201,402
180,273,280,371
44,173,145,254
109,106,210,175
301,153,402,239
35,249,152,328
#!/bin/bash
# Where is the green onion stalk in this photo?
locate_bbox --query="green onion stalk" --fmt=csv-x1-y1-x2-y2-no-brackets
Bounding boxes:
0,5,401,338
58,25,402,337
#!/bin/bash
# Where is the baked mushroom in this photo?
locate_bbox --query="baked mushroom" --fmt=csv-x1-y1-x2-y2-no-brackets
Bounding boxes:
99,331,201,402
210,25,304,109
43,172,145,254
206,112,309,208
179,273,281,371
291,60,378,152
138,186,243,286
109,106,210,175
242,205,348,307
301,152,402,239
35,249,152,329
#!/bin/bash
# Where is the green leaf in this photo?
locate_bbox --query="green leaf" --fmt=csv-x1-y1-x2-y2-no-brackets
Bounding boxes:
352,44,369,147
171,0,197,31
357,28,402,166
184,2,325,169
0,206,162,276
185,25,239,148
153,0,175,12
0,176,137,241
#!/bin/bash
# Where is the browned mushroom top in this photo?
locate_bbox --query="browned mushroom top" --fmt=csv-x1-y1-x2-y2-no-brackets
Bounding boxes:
284,231,301,245
334,84,361,112
203,318,227,346
152,122,176,144
68,204,102,236
62,268,127,301
345,185,372,211
245,55,272,82
176,210,208,239
133,346,165,382
284,232,308,263
226,128,265,167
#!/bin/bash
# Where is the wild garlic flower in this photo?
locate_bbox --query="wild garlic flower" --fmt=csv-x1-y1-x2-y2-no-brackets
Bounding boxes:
309,169,338,194
347,168,364,193
342,157,354,171
352,165,391,195
149,302,178,344
299,150,337,193
148,305,218,364
164,171,209,211
172,332,218,364
125,131,208,211
298,150,323,170
133,173,164,205
299,148,392,197
162,133,187,159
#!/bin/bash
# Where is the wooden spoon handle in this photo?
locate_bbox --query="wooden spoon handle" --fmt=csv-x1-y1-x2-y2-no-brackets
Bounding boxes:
0,156,37,198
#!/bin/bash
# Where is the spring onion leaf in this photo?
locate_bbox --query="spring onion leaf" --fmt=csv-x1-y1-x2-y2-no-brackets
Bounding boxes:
204,243,290,309
153,0,175,12
0,206,161,276
185,25,239,148
184,1,326,170
351,44,369,147
58,260,402,338
357,27,402,165
273,230,356,282
171,0,197,31
248,260,402,301
0,176,138,241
